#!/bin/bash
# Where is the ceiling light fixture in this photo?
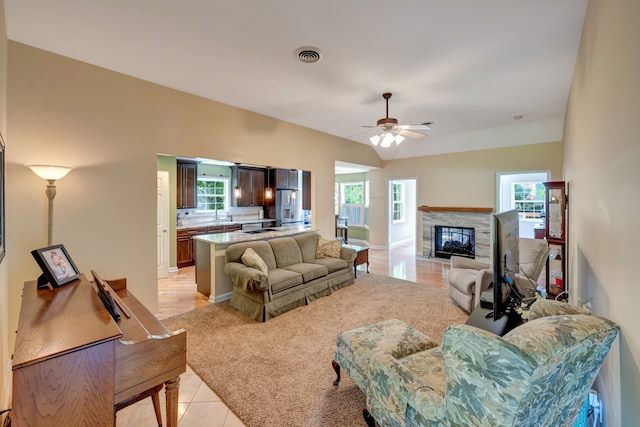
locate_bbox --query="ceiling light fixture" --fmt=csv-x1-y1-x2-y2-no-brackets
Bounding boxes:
370,132,405,148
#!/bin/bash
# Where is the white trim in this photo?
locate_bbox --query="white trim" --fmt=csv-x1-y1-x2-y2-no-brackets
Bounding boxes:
168,266,179,273
389,237,415,248
210,292,232,303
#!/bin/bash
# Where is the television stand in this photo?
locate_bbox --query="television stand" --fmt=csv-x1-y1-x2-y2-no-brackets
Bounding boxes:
465,305,522,336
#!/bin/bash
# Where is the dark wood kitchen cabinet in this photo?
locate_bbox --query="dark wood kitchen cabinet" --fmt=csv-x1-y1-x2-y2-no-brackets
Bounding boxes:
302,170,311,211
177,160,198,209
177,224,240,267
272,168,299,190
177,226,215,268
236,167,266,207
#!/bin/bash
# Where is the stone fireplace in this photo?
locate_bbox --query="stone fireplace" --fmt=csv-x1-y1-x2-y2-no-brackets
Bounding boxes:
419,206,493,263
433,225,475,259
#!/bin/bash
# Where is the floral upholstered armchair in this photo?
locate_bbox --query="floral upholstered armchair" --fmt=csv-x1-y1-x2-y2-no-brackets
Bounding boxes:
363,300,619,427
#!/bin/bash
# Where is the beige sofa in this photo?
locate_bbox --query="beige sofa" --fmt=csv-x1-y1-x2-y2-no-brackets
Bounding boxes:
224,232,356,321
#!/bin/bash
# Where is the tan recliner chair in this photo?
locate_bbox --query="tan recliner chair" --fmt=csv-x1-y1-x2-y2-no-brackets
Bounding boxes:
447,237,550,312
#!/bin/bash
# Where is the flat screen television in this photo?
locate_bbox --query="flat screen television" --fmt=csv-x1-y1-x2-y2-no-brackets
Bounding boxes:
492,209,520,321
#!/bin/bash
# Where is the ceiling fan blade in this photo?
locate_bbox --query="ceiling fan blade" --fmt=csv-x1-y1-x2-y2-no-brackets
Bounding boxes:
398,123,432,131
398,129,428,139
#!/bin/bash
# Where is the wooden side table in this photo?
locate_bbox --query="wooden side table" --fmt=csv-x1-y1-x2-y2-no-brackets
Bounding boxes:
344,244,369,278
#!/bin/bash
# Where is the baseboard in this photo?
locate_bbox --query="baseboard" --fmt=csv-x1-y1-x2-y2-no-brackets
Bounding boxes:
390,237,415,248
367,244,387,250
210,292,232,303
168,266,179,273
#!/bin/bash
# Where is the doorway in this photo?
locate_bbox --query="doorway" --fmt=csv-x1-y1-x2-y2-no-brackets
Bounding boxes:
388,178,417,250
157,171,170,278
497,171,549,238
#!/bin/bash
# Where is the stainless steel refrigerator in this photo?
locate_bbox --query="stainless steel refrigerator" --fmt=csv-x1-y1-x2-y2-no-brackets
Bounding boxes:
275,189,303,226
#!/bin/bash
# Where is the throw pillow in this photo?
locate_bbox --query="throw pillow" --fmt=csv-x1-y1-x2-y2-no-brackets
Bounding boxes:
316,238,342,259
241,248,268,274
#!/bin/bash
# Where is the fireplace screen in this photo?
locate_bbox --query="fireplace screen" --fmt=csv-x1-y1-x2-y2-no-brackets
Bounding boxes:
433,226,475,259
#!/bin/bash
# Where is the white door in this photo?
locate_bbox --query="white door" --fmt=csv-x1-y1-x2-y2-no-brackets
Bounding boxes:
157,171,170,278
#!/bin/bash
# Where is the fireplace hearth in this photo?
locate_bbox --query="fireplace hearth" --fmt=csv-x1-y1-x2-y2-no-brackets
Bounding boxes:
433,226,475,259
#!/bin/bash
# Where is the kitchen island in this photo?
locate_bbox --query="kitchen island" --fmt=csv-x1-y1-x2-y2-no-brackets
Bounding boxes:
193,224,313,302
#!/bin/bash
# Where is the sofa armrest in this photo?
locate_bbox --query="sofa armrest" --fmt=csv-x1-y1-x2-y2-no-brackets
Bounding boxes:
450,256,490,270
340,246,357,264
223,262,270,292
472,269,494,309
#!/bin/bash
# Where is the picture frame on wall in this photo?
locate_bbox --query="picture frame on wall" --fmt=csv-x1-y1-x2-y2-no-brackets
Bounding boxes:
31,244,81,288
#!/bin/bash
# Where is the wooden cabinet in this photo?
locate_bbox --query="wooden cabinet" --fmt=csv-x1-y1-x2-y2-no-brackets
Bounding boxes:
236,167,266,207
177,226,216,268
543,181,567,299
302,170,311,211
177,230,193,268
177,161,198,209
177,224,240,267
272,168,299,190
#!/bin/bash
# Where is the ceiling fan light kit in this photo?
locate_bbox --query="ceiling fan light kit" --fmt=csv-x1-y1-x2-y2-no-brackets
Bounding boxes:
364,92,431,148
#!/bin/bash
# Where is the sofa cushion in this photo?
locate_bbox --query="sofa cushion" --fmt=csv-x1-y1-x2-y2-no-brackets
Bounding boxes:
312,257,349,273
293,232,321,262
225,240,277,270
241,248,268,274
284,263,328,283
269,268,304,293
316,238,342,258
268,237,303,268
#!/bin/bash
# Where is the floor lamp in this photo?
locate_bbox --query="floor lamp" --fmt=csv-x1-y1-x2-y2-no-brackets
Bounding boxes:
26,164,73,246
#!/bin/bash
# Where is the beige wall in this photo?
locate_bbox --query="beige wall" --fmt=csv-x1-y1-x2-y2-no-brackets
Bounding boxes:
0,0,8,414
5,42,381,351
368,141,563,247
563,0,640,424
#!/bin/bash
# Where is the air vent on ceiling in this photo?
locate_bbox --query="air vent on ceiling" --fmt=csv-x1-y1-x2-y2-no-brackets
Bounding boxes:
294,46,323,64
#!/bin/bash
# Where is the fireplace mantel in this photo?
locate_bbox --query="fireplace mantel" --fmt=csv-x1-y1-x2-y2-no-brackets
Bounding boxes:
418,206,493,213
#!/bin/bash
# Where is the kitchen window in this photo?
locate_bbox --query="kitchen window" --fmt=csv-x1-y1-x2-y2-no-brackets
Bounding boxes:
197,177,230,212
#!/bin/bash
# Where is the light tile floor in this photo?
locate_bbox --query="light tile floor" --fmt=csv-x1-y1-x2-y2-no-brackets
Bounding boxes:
116,366,246,427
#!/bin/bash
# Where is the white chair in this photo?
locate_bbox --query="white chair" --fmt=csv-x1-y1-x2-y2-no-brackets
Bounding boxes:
447,237,550,313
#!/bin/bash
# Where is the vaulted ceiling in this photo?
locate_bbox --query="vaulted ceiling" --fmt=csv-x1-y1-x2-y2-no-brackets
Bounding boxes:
5,1,587,161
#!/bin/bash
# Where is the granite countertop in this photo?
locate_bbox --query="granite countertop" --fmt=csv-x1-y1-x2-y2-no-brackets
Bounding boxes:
193,224,313,246
177,218,275,230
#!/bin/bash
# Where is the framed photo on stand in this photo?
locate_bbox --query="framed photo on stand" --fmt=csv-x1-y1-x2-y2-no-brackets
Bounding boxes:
31,244,81,288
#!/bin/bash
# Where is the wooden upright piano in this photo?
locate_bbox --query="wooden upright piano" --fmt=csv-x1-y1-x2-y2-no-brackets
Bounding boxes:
11,273,187,426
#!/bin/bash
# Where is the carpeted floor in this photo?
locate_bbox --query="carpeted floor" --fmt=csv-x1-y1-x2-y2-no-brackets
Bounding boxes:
163,273,468,427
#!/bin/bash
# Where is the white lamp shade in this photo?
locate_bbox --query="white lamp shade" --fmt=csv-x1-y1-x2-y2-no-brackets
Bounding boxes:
394,134,405,144
27,164,73,181
380,133,395,148
369,134,380,146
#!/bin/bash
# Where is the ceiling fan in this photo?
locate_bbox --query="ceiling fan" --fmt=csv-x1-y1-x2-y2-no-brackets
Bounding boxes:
363,92,431,148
